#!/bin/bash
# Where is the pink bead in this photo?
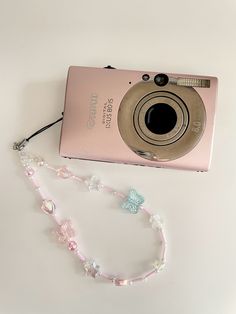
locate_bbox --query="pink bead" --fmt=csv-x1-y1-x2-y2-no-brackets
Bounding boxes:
56,166,72,179
68,240,78,251
131,277,146,283
113,279,129,286
25,167,35,177
55,220,75,243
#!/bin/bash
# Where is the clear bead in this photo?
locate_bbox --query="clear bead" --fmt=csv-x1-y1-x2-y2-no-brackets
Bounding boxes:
149,214,163,229
159,262,165,271
56,166,72,179
20,152,33,167
152,260,160,270
34,156,45,166
41,199,56,215
152,259,165,272
83,259,100,278
85,176,103,191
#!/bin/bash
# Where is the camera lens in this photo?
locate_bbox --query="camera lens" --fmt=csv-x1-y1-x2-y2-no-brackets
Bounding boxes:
145,103,177,134
154,73,169,87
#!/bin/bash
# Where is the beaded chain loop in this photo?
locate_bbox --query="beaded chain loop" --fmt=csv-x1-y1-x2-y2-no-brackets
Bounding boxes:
17,148,166,286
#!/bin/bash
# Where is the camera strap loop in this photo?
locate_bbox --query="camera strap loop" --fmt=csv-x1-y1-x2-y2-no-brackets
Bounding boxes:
13,113,64,151
13,114,166,286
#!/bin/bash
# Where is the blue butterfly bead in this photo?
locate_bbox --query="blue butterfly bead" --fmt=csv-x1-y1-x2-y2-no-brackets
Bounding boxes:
121,189,145,214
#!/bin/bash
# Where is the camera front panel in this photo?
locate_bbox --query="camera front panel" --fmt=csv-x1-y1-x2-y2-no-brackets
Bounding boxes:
60,66,217,171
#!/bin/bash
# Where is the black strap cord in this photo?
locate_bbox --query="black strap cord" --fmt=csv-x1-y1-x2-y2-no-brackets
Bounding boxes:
26,114,63,141
13,112,63,151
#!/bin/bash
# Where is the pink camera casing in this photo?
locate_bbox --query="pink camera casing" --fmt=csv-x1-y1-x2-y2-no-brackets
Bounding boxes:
59,66,218,171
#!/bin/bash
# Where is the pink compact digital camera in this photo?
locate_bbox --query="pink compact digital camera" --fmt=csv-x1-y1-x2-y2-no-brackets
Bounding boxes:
59,66,218,171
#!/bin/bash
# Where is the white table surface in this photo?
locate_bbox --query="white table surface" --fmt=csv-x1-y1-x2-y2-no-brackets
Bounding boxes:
1,1,236,313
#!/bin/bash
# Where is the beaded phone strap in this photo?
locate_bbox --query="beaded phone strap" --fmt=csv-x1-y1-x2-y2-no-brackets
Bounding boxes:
13,116,166,286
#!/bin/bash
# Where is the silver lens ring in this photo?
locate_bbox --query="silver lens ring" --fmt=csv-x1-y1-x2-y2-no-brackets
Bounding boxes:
118,80,206,161
133,91,189,146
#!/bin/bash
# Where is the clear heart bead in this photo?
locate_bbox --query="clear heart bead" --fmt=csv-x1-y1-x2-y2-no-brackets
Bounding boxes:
41,199,56,215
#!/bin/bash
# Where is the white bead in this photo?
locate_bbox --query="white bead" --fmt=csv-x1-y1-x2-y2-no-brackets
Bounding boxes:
158,261,165,272
41,199,56,215
152,260,160,269
85,176,103,191
149,214,163,229
152,259,165,272
83,259,100,277
34,157,45,166
56,166,72,178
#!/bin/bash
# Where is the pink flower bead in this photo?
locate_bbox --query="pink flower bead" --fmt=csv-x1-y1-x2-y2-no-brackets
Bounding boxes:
68,240,78,251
